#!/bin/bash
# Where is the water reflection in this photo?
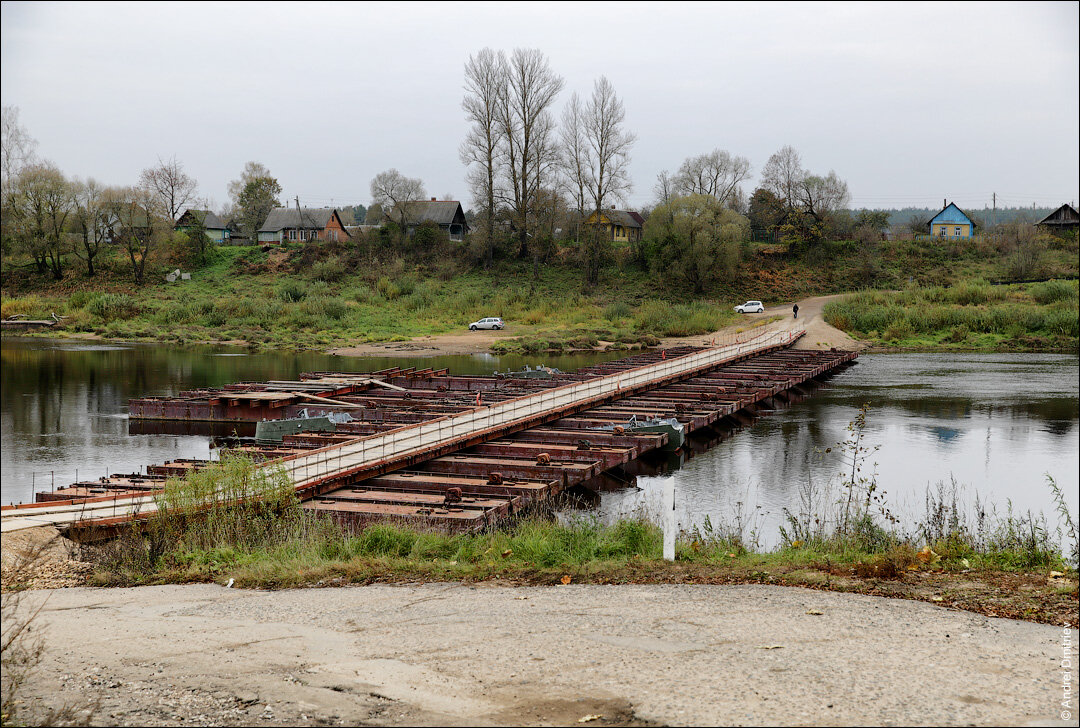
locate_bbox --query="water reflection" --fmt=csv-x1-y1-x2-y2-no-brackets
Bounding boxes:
2,340,1077,542
584,353,1079,546
0,337,627,504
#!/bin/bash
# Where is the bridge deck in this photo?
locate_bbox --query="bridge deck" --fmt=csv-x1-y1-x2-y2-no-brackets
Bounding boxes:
2,330,858,536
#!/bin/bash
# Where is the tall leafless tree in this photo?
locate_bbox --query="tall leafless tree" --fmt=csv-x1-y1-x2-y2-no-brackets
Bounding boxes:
1,106,37,188
139,156,198,222
369,169,426,238
104,185,163,284
496,48,564,260
581,76,635,284
798,171,850,222
673,149,751,207
760,145,805,210
559,91,590,235
71,178,110,277
460,48,505,268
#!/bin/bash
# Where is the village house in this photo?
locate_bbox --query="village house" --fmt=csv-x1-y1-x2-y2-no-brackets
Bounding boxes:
387,199,470,241
257,208,350,244
175,209,230,243
1035,203,1079,237
584,207,645,243
926,201,976,239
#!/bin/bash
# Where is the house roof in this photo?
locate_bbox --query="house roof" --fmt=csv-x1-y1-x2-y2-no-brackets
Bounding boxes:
590,209,644,229
926,202,975,228
258,207,338,232
1036,203,1079,226
390,200,466,226
177,209,226,230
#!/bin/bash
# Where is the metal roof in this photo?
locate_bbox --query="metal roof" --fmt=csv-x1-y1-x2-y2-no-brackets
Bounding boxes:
258,208,337,232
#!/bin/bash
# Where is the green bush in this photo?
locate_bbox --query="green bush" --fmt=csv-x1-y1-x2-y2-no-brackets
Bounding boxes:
87,293,139,322
310,257,346,283
1030,279,1076,305
277,281,308,303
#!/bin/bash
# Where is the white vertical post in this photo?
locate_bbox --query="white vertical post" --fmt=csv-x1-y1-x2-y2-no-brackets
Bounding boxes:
662,478,676,561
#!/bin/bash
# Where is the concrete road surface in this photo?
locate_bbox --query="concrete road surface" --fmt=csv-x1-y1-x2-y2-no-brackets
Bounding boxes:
11,582,1076,726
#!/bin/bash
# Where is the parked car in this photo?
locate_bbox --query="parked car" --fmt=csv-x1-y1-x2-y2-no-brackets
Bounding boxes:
734,300,765,314
468,317,504,330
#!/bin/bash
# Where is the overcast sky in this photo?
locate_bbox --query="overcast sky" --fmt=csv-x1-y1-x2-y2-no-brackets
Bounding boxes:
2,1,1077,214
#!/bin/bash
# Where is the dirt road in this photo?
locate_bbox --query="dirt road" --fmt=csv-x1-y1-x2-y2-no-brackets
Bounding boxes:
12,582,1074,726
328,294,864,358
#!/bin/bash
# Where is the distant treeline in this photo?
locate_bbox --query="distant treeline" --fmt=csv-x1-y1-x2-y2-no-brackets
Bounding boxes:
866,207,1058,229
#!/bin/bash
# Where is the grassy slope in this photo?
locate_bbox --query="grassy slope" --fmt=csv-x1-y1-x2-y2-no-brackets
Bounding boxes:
2,232,1077,351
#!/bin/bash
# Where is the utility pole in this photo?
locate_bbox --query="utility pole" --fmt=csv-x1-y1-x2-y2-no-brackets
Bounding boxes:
992,192,996,228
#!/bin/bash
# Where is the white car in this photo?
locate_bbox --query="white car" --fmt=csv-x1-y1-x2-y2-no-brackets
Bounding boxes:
468,317,504,331
734,300,765,314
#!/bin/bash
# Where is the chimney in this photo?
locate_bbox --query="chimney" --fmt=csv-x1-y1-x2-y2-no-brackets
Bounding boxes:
431,197,437,202
611,204,616,210
943,198,947,208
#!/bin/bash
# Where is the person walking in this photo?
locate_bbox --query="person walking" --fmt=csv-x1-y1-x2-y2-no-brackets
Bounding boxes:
792,303,799,319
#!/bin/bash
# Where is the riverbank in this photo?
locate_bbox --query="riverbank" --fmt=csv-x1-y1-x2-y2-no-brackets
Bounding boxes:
4,240,1076,355
824,279,1079,352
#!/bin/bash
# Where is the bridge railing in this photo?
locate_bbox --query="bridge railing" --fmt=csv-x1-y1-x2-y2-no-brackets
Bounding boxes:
280,328,802,487
0,328,803,532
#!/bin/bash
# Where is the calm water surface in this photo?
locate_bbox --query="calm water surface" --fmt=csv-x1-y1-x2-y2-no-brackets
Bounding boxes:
0,337,626,504
2,339,1077,542
595,353,1079,545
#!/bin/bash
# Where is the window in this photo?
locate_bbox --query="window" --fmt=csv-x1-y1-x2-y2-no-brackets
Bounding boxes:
288,229,297,241
955,226,961,236
938,226,946,237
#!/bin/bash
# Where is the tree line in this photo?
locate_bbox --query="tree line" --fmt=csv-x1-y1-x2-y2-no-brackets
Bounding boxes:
1,107,291,282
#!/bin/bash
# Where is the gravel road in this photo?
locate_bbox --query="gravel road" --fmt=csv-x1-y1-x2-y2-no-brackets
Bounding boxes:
11,582,1076,726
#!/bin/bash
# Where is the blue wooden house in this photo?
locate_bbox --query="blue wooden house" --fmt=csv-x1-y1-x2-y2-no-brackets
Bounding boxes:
927,202,975,239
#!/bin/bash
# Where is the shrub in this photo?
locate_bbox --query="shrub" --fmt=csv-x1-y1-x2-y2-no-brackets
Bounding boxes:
1030,279,1076,305
277,281,308,303
87,294,138,322
310,257,346,283
603,301,632,322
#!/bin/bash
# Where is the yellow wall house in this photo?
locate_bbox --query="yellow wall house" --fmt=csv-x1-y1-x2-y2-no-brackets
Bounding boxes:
585,208,645,243
927,201,976,239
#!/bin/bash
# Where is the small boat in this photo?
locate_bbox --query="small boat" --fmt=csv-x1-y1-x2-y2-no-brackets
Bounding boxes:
591,415,685,451
495,364,562,379
254,409,353,443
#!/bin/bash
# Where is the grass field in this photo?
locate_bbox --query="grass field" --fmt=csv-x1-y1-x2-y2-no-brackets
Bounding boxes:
823,279,1079,351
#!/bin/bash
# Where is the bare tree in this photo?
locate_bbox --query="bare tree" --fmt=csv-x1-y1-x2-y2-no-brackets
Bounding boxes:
139,156,198,221
104,185,163,284
1,106,37,187
559,91,591,231
369,169,426,237
71,178,111,276
653,170,676,208
798,171,850,222
672,149,751,207
581,76,636,284
460,48,506,268
497,48,565,259
760,145,805,209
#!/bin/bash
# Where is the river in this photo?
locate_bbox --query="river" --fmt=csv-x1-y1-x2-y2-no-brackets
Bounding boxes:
2,338,1076,542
